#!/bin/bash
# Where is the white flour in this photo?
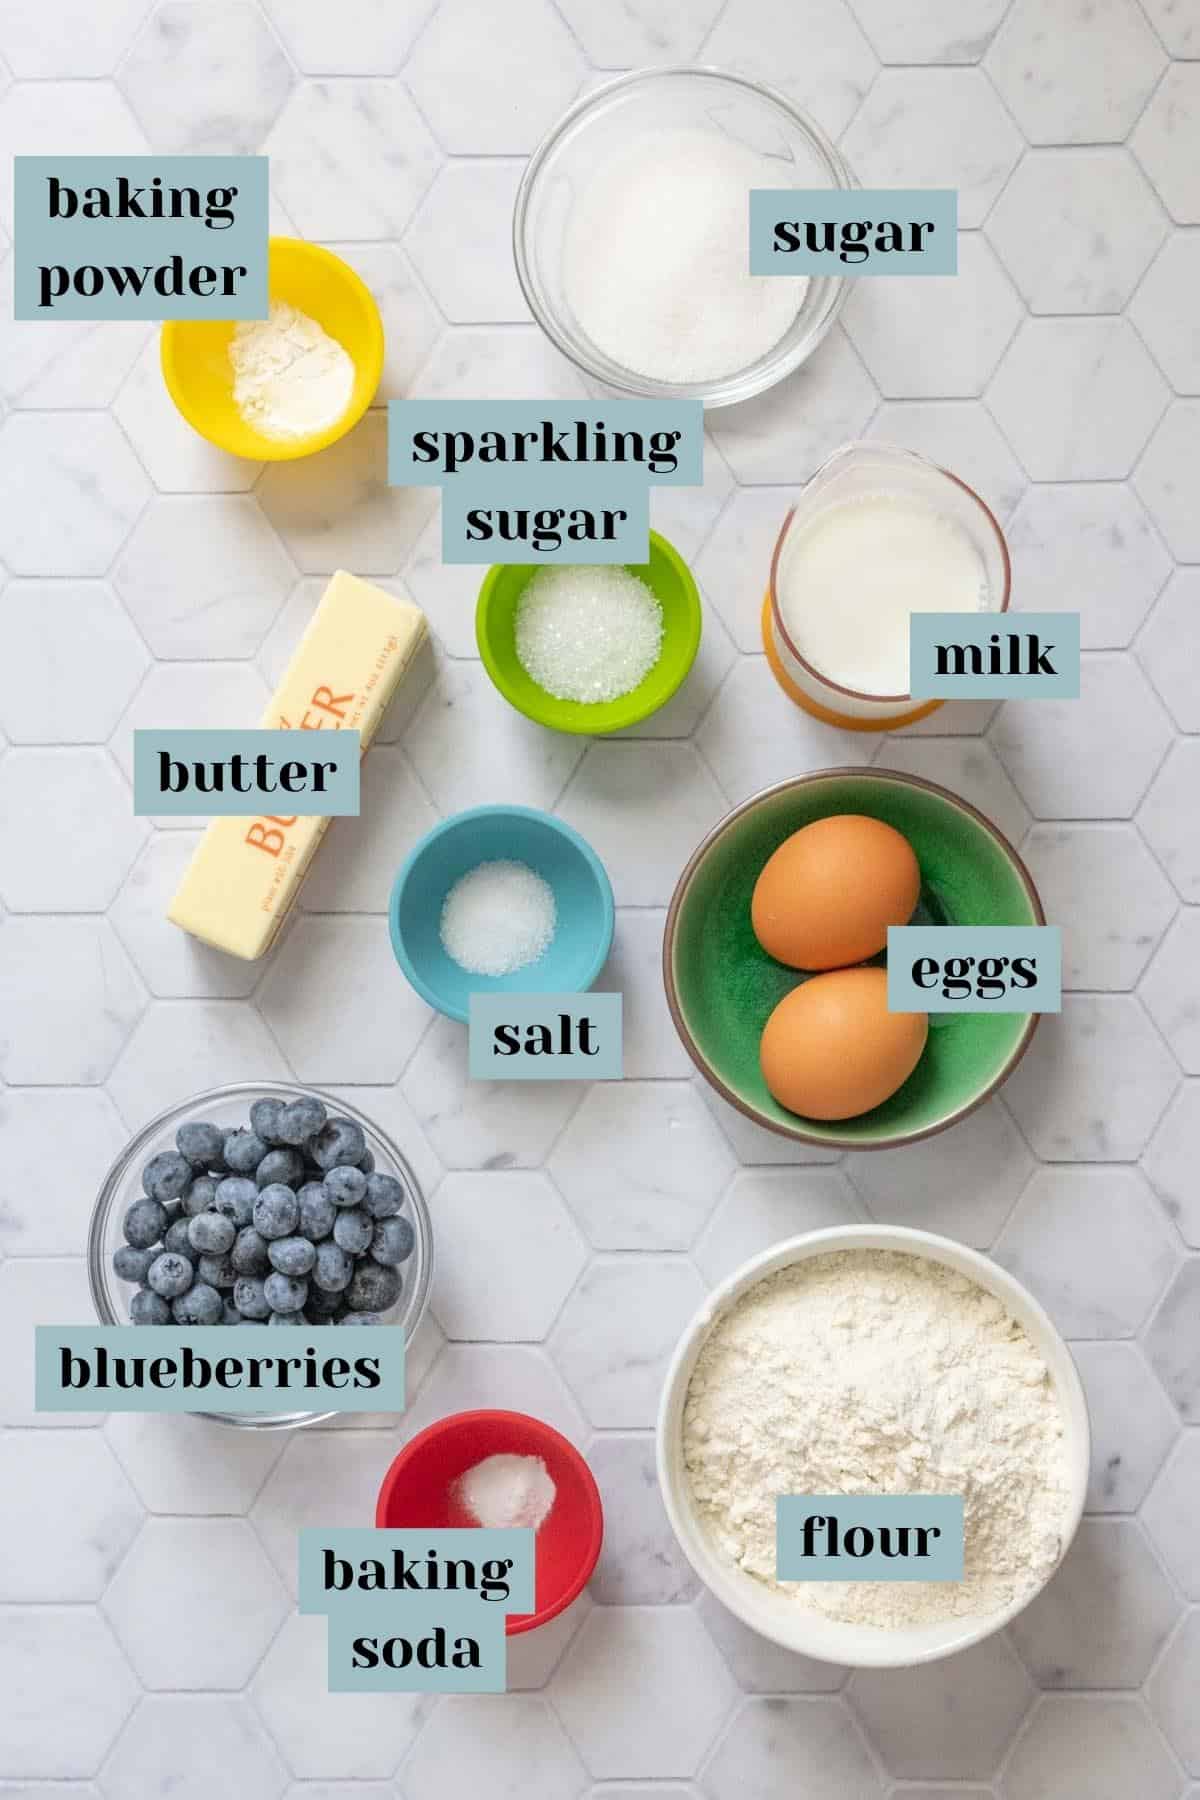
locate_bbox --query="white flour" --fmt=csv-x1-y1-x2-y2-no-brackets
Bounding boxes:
683,1250,1070,1628
229,301,354,440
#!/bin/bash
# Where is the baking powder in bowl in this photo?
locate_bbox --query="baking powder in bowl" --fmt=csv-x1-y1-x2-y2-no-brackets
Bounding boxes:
682,1250,1070,1628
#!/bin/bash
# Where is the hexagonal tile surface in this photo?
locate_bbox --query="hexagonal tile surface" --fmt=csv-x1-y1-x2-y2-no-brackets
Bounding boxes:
264,79,440,239
550,1081,734,1251
405,656,583,815
694,1167,861,1283
113,496,292,659
323,242,440,401
261,0,431,72
0,0,147,75
1006,484,1171,649
0,314,148,411
845,1098,1030,1247
1143,1258,1200,1421
253,1613,430,1779
401,1012,583,1170
600,911,691,1080
110,832,262,999
113,337,261,493
1144,1082,1200,1244
1072,1341,1178,1513
258,413,436,574
547,1256,706,1427
102,1696,287,1800
0,1607,136,1779
1148,1612,1200,1775
0,917,144,1085
850,1636,1032,1780
0,581,147,744
874,737,1029,848
866,398,1027,523
405,160,528,322
403,1694,586,1800
551,1606,735,1780
111,659,272,829
843,234,1022,399
106,998,288,1126
557,0,721,64
0,1259,101,1428
1132,64,1200,223
398,1342,586,1446
986,150,1166,314
1138,571,1200,732
407,0,583,153
1004,1695,1180,1800
1140,740,1200,903
1142,911,1200,1072
0,412,149,575
258,916,431,1084
1003,997,1179,1162
557,743,725,907
986,0,1165,144
1131,235,1200,394
696,1591,846,1693
702,1698,883,1799
0,84,147,236
1023,824,1176,989
994,1166,1176,1336
988,318,1169,481
0,748,147,911
251,1432,406,1597
1134,401,1200,560
303,746,436,912
0,1433,141,1600
0,1085,126,1255
119,0,294,152
842,68,1020,227
588,1433,698,1606
1140,0,1199,54
430,1170,586,1340
104,1519,288,1690
700,0,876,138
105,1411,283,1515
1008,1520,1180,1688
706,329,877,486
1143,1433,1200,1598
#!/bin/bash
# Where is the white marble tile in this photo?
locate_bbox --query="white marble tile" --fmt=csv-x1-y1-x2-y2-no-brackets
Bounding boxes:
111,660,272,828
396,1342,586,1446
405,657,584,812
106,998,287,1125
113,338,262,494
1141,0,1200,54
1004,1695,1180,1800
119,0,294,152
694,1166,862,1284
265,79,440,238
694,1075,843,1167
845,1098,1031,1248
597,910,691,1079
0,1086,126,1256
701,0,876,138
1144,1081,1200,1245
505,1590,590,1691
0,317,148,412
987,150,1166,315
400,1011,583,1170
303,746,436,911
1130,233,1200,394
402,509,488,655
1141,911,1200,1071
556,0,720,63
649,436,737,565
987,318,1170,481
696,656,880,808
109,832,264,1000
0,82,147,232
0,918,145,1085
986,0,1166,145
1023,824,1176,989
414,326,588,402
550,1606,735,1779
588,1433,698,1605
0,582,148,745
0,413,150,576
1143,1433,1200,1598
842,68,1021,227
1138,570,1200,731
1140,740,1200,903
262,0,431,73
0,748,147,912
104,1411,284,1514
1132,64,1200,224
1144,1259,1200,1421
1008,1519,1179,1689
405,161,528,323
1003,997,1179,1161
259,915,431,1082
705,1697,884,1798
851,1637,1032,1780
403,1694,587,1800
258,411,436,574
550,1080,734,1251
430,1168,586,1339
325,242,440,400
707,329,877,486
0,0,146,75
325,1080,443,1202
697,1590,846,1693
866,399,1027,522
546,1255,705,1427
848,0,1008,62
557,742,726,907
1073,1341,1178,1512
1134,401,1200,560
0,1608,136,1779
104,1519,288,1690
406,0,583,153
994,1165,1177,1336
1147,1612,1200,1776
0,1432,141,1600
874,738,1030,848
113,496,292,660
250,1434,399,1594
693,486,798,655
103,1695,287,1800
1007,484,1171,649
619,605,736,746
844,234,1022,399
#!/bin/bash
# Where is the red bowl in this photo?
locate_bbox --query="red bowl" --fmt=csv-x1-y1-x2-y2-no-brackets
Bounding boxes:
374,1409,603,1635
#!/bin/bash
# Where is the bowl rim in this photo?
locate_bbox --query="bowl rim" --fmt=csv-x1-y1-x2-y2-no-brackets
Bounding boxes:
159,237,385,462
511,64,855,408
474,528,703,734
655,1223,1091,1670
388,804,616,1022
662,766,1045,1150
373,1407,605,1634
88,1079,433,1429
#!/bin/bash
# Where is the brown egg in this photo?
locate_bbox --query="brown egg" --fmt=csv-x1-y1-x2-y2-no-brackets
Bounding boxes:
751,814,921,971
760,967,928,1120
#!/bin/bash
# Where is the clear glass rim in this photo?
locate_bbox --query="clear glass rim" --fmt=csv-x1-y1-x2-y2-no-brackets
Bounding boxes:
88,1080,433,1430
512,64,856,408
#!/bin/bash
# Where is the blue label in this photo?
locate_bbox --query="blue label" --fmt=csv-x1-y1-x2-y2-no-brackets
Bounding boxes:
36,1326,404,1413
888,926,1062,1013
298,1529,536,1616
442,478,648,564
468,993,623,1080
387,400,703,486
777,1495,964,1581
327,1606,508,1693
133,729,361,817
13,156,268,319
909,613,1081,698
750,189,958,275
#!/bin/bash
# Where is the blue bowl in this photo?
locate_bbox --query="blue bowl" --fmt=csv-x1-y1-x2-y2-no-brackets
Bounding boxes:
389,805,615,1022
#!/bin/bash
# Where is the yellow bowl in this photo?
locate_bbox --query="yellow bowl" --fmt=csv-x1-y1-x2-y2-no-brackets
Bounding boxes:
160,238,385,462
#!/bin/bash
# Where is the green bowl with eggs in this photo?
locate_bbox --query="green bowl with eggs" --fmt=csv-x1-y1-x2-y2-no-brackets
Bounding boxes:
475,530,702,734
663,769,1044,1151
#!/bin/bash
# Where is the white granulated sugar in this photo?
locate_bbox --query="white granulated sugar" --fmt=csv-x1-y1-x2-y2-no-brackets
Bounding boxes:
457,1454,557,1531
564,125,809,385
515,565,664,703
440,859,556,978
683,1250,1070,1629
229,300,355,440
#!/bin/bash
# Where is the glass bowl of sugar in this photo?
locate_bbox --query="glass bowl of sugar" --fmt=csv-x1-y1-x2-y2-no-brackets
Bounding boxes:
513,66,854,408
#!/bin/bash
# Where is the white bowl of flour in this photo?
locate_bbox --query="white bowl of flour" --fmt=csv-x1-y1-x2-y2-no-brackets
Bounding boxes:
657,1225,1089,1668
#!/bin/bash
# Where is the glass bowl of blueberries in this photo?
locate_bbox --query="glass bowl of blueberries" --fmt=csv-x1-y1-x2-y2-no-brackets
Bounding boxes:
88,1083,433,1429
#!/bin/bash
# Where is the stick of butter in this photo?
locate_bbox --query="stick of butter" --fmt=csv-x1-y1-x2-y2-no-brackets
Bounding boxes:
168,571,428,960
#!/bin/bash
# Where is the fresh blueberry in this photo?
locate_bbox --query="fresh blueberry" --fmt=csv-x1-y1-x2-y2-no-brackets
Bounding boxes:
347,1261,402,1313
277,1096,327,1146
147,1251,194,1299
253,1183,298,1240
131,1287,172,1325
256,1147,305,1190
263,1271,307,1313
268,1310,308,1325
221,1298,243,1325
297,1182,335,1241
124,1197,168,1249
249,1097,287,1145
182,1175,219,1217
113,1244,156,1283
197,1251,236,1289
175,1121,225,1169
268,1235,316,1278
187,1211,235,1255
231,1226,270,1276
363,1172,404,1219
223,1128,268,1174
312,1240,353,1293
233,1275,271,1320
141,1150,192,1203
371,1215,415,1267
311,1116,366,1172
211,1175,257,1227
172,1282,223,1325
325,1166,366,1208
306,1283,344,1316
358,1148,376,1174
163,1218,195,1258
332,1207,372,1255
340,1311,385,1326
